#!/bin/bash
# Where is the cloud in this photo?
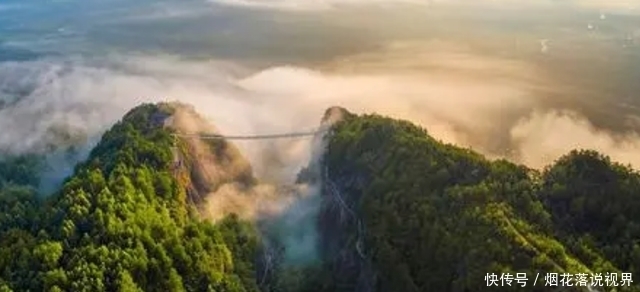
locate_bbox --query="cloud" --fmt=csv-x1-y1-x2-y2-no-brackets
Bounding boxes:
0,3,27,12
575,0,640,12
511,110,640,169
206,0,640,14
1,40,640,191
3,0,639,274
112,1,216,23
208,0,427,11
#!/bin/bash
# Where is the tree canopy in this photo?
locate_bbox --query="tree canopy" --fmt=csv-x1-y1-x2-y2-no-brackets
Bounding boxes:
0,104,260,292
0,104,638,292
314,113,640,292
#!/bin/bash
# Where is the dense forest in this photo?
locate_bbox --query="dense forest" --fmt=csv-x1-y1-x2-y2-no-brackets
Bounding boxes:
0,104,259,292
315,111,640,292
0,103,639,291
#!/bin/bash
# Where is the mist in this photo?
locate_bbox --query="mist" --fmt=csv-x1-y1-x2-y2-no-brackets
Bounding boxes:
1,0,640,272
3,45,640,176
1,0,639,284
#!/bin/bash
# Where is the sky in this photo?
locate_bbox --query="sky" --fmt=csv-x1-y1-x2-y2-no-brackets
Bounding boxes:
1,0,640,186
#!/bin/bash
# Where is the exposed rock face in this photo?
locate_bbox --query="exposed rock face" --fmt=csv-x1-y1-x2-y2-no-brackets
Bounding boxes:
161,102,300,222
154,103,377,288
296,106,352,185
321,106,353,127
163,102,255,206
317,157,377,292
294,106,377,292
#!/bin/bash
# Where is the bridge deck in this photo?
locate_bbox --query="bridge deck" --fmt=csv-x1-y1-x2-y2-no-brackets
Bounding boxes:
172,129,327,140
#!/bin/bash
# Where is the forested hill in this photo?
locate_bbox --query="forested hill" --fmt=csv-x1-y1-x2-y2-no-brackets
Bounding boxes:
0,103,260,292
314,110,640,292
0,103,639,292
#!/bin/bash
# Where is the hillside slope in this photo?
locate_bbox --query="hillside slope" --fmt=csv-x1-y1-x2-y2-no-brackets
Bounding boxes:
0,103,260,292
1,103,639,292
310,110,640,292
166,103,256,208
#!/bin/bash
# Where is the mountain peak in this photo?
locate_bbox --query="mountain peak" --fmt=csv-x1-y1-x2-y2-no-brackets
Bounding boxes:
321,106,353,126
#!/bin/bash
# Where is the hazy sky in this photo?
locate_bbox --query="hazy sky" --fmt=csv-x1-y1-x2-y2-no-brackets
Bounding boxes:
1,0,640,178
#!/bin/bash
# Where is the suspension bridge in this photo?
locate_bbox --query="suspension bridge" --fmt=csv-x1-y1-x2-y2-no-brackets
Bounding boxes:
172,128,328,140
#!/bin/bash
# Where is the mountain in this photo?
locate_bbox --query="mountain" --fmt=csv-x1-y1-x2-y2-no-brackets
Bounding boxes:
0,103,639,292
0,103,261,292
309,110,640,292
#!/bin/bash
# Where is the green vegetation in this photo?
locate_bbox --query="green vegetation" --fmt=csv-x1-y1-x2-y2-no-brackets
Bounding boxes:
1,104,639,291
0,155,42,188
0,104,259,292
541,150,640,275
318,113,640,291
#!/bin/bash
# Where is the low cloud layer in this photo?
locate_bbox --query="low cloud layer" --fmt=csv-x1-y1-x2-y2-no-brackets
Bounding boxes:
2,40,640,178
209,0,427,11
2,0,639,280
208,0,640,13
512,110,640,169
